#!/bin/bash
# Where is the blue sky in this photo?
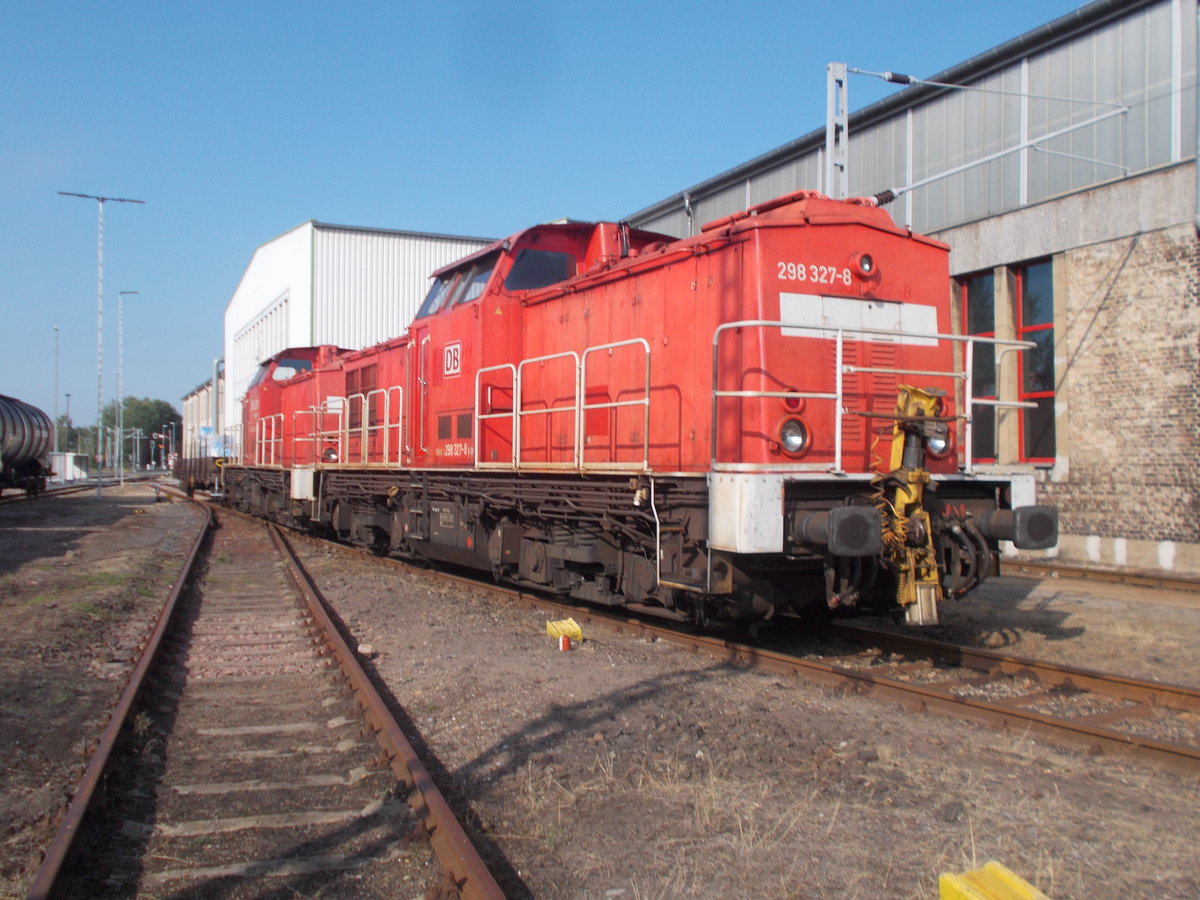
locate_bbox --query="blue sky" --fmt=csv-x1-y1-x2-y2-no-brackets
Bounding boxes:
1,0,1085,426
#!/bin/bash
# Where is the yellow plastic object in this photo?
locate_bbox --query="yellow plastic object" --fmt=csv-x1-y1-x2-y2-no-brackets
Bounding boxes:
545,617,583,643
939,861,1051,900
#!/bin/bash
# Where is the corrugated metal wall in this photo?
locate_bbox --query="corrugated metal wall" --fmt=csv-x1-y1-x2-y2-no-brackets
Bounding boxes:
223,223,313,431
220,223,492,457
230,291,289,402
312,226,492,350
748,154,825,208
180,376,224,458
629,0,1193,239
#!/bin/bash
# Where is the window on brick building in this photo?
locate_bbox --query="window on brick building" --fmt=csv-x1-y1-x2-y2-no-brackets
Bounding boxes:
1015,260,1055,462
961,271,997,463
958,259,1056,466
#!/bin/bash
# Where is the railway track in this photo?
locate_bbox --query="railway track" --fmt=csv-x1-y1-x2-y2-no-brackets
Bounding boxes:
28,507,502,899
306,540,1200,776
1003,559,1200,594
587,608,1200,774
0,482,102,506
0,474,169,507
820,622,1200,771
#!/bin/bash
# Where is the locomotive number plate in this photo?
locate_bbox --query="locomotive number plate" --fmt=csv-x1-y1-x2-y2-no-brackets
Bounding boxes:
776,261,852,287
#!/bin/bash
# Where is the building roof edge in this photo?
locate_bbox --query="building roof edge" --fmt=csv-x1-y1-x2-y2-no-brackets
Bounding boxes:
624,0,1162,224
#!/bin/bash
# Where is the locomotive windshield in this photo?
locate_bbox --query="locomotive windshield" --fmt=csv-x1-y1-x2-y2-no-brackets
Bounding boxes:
272,358,313,380
415,273,458,319
415,252,501,318
454,254,496,305
248,357,313,388
414,243,577,320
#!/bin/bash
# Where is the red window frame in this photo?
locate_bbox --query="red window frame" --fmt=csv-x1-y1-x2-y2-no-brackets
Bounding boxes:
959,271,997,464
1014,260,1055,464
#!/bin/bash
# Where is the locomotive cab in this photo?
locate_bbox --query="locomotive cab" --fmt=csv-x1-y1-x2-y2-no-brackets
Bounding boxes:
407,222,676,468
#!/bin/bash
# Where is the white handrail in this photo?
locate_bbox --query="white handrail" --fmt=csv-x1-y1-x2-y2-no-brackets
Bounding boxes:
474,342,653,472
475,364,517,468
711,319,1036,474
254,414,283,467
516,351,581,469
580,338,652,472
373,386,403,465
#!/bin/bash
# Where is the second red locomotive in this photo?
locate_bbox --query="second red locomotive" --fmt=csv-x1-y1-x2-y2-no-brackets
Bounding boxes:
223,190,1056,626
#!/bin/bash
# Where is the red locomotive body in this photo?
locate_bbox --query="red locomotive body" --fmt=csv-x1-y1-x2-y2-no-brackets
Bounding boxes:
224,191,1056,625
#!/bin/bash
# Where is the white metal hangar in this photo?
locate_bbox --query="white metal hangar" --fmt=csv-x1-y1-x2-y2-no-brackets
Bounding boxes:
627,0,1200,578
222,221,493,443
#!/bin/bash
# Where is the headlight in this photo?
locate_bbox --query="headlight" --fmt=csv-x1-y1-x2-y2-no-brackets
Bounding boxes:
925,425,952,458
852,252,878,279
779,417,809,456
322,447,339,462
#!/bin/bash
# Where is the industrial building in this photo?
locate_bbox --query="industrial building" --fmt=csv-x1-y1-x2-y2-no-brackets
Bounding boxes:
181,371,224,460
625,0,1198,578
221,221,493,439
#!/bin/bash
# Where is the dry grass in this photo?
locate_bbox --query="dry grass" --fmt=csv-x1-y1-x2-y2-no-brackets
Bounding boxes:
539,742,935,898
299,527,1200,900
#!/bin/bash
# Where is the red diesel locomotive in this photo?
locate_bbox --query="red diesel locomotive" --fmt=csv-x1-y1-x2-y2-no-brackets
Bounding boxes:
223,190,1056,626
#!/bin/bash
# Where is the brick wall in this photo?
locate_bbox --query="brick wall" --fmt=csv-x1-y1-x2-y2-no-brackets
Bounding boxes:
1040,223,1200,574
938,166,1200,577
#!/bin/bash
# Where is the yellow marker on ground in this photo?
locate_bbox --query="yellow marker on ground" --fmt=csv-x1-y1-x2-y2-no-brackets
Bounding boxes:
545,617,583,643
940,861,1050,900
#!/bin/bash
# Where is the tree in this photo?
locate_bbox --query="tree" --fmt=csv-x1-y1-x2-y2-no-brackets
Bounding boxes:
54,415,86,454
99,397,182,469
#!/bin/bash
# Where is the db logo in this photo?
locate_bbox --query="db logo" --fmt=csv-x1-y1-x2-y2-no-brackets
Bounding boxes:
443,341,463,377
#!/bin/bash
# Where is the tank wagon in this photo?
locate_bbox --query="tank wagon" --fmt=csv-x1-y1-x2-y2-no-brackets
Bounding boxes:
0,394,54,496
223,190,1057,626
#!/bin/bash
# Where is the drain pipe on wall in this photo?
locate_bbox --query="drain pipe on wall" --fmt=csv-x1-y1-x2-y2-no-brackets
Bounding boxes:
211,357,223,452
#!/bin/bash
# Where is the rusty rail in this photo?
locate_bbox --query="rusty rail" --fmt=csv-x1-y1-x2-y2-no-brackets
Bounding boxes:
26,504,213,900
269,524,505,900
828,622,1200,712
0,482,102,507
1003,560,1200,594
444,584,1200,775
282,530,1200,778
292,529,1200,774
610,616,1200,773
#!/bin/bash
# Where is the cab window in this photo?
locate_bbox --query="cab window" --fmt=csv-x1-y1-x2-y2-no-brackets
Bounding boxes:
415,273,459,319
250,357,312,385
453,253,498,305
504,248,576,291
